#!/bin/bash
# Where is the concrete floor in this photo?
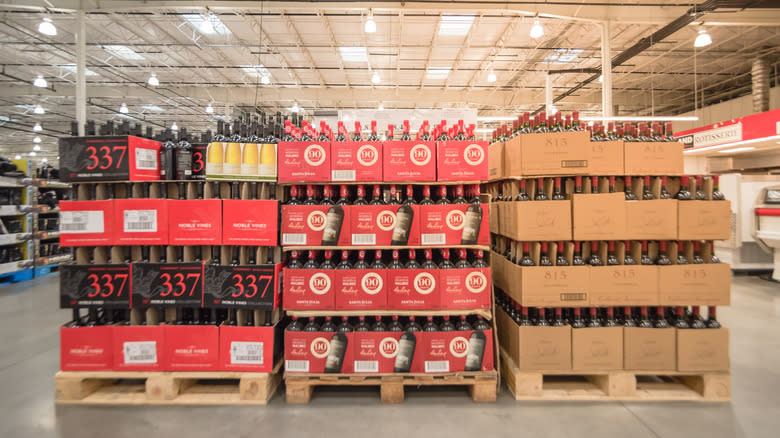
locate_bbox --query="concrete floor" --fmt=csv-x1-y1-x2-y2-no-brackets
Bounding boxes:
0,274,778,438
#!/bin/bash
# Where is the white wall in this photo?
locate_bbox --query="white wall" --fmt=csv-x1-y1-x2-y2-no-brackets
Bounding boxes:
675,86,780,132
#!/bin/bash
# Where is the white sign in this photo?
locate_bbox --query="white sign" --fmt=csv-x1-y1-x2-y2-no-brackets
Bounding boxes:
693,123,742,148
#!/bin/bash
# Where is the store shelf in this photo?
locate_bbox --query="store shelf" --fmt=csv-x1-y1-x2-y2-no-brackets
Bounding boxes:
278,181,482,186
22,178,72,189
34,230,60,240
36,254,72,266
0,233,32,245
0,176,23,188
0,260,33,275
284,308,492,320
31,205,59,214
0,205,28,216
282,245,490,251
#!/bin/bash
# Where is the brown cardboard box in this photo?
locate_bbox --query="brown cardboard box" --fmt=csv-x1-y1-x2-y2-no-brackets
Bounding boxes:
489,202,499,234
624,327,676,371
678,201,731,240
490,250,507,291
572,327,624,371
504,132,590,177
504,201,572,241
572,193,627,240
589,140,624,175
488,141,505,180
590,266,659,306
677,328,729,372
504,263,590,307
496,306,519,361
625,199,678,240
624,141,684,175
658,263,731,305
517,325,572,371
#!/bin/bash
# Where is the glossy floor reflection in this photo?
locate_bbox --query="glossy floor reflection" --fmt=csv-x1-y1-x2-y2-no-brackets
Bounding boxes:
0,273,777,438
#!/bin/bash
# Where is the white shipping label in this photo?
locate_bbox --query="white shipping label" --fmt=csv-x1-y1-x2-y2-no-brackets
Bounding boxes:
285,360,310,373
124,209,157,232
60,211,104,234
123,341,157,364
424,360,450,373
351,234,376,245
230,341,263,365
135,148,158,170
421,234,445,245
282,234,306,245
332,170,356,181
353,360,379,373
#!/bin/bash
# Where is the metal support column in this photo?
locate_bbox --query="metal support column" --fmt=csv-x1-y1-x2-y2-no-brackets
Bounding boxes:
601,22,612,122
545,73,553,113
75,10,86,136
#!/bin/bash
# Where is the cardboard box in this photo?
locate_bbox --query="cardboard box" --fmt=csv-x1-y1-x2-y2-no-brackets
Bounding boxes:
439,267,491,309
131,263,204,309
114,198,169,245
335,269,388,310
572,193,626,240
112,324,164,371
504,131,590,177
218,324,277,372
59,200,115,246
60,264,132,309
204,263,278,310
624,327,676,371
191,143,207,180
677,201,731,240
281,205,350,247
488,141,504,180
572,327,624,371
222,199,279,246
59,135,161,182
382,141,436,182
589,140,624,175
168,199,222,245
352,331,405,373
423,329,494,373
658,263,731,305
624,141,684,175
590,266,659,306
436,140,488,182
387,268,440,310
677,328,729,372
163,324,220,371
347,205,420,246
277,141,330,182
504,263,590,307
283,268,335,310
284,331,355,373
516,325,572,371
205,141,277,181
490,251,507,291
418,204,489,246
60,325,113,371
504,200,572,241
489,202,499,234
330,141,383,182
625,199,678,240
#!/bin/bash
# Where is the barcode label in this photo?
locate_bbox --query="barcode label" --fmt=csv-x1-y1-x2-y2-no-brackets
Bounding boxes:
135,148,158,170
282,234,306,245
123,341,157,364
285,360,310,373
425,360,450,373
421,234,445,245
332,170,356,181
351,234,376,245
230,341,263,365
353,360,379,373
124,210,157,232
60,211,103,234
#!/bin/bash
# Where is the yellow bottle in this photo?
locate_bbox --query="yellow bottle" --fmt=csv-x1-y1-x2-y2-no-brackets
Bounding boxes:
206,141,223,175
258,143,277,179
223,142,241,175
241,143,258,176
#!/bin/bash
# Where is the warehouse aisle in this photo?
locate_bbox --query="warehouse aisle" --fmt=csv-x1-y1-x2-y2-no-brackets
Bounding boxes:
0,273,777,438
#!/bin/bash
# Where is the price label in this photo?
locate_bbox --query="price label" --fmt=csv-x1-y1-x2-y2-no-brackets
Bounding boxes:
203,264,276,309
131,263,203,308
60,264,131,308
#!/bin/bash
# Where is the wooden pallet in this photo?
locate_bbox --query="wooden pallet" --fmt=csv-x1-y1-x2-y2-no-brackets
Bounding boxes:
500,349,729,402
284,370,498,404
55,361,282,405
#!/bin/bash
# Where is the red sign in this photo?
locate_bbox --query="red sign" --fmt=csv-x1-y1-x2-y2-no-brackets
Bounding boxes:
675,108,780,150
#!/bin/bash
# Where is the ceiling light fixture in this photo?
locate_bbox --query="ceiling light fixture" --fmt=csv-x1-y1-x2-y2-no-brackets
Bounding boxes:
378,103,384,111
33,145,41,151
38,17,56,36
372,71,381,84
147,72,159,86
718,146,755,154
694,29,712,48
205,103,214,114
598,75,604,83
29,151,36,157
365,10,377,33
291,103,300,113
530,19,544,39
33,75,47,88
487,70,497,83
33,105,45,114
14,155,21,160
42,158,48,163
119,103,129,114
33,136,41,143
261,75,270,85
33,123,42,132
171,122,178,131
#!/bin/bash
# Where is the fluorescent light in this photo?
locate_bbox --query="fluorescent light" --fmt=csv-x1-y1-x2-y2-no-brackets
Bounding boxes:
261,75,270,85
579,116,700,121
684,134,780,154
181,13,232,36
364,11,376,33
141,104,164,112
439,15,475,36
587,121,595,126
543,48,583,65
205,103,214,114
474,128,493,133
103,45,145,60
598,75,603,83
378,103,384,111
476,116,516,121
119,103,129,114
29,151,36,157
14,155,21,160
426,67,451,80
171,122,178,131
33,145,41,151
42,158,47,163
291,103,300,113
241,65,270,78
372,71,381,84
339,47,368,63
147,72,159,86
530,19,544,39
33,136,41,143
59,64,98,76
718,147,755,154
38,18,56,36
33,123,42,132
33,105,45,114
694,29,712,48
487,70,496,83
33,75,47,88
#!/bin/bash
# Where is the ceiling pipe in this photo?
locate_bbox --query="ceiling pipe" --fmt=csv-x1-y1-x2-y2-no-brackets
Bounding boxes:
751,56,770,113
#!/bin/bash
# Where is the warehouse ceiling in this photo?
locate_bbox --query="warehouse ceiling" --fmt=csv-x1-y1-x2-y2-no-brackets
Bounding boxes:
0,0,779,159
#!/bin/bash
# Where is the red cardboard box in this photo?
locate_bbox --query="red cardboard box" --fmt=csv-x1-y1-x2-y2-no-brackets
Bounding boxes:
423,329,494,373
163,325,219,371
168,199,222,245
387,268,440,310
59,200,115,246
278,141,330,182
58,135,161,182
222,199,279,246
439,267,491,309
281,205,350,247
352,331,408,373
335,268,387,310
331,141,383,182
383,141,436,182
283,268,335,310
284,330,355,373
113,198,169,245
218,324,277,372
436,140,488,182
60,325,113,371
347,205,420,246
112,324,164,371
419,204,488,246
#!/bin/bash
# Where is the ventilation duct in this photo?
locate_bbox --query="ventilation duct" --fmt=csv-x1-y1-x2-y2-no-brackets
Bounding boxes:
751,57,770,113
